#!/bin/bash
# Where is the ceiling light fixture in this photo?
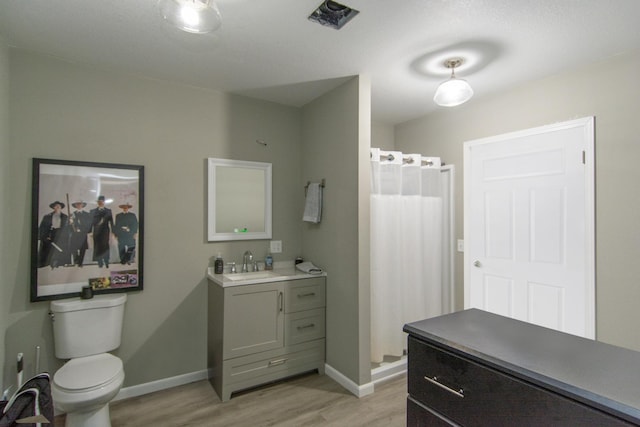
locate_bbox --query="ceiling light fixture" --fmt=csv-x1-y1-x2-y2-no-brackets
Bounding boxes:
158,0,222,34
433,58,474,107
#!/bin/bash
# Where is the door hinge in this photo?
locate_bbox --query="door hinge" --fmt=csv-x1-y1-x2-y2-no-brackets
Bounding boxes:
582,150,586,164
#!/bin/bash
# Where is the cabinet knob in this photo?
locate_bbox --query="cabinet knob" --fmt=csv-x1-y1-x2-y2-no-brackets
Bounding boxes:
473,260,482,268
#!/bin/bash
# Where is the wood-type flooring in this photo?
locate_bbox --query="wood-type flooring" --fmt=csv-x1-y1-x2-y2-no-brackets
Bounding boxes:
54,372,407,426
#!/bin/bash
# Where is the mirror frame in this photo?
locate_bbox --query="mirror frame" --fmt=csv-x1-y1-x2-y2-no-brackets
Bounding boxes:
207,158,272,241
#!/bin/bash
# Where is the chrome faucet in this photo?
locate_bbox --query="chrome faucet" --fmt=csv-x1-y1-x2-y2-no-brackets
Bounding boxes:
242,251,253,272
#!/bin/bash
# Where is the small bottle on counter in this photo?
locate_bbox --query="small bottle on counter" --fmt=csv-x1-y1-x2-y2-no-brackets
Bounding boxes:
265,253,273,270
214,254,224,274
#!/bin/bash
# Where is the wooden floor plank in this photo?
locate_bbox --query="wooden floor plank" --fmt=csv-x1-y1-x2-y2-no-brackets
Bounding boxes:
54,373,407,426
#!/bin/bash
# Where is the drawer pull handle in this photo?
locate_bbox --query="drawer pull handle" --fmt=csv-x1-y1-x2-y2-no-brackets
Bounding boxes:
297,292,316,298
268,358,288,367
297,323,315,330
424,376,464,398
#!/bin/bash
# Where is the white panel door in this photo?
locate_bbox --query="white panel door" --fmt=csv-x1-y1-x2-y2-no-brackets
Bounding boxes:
464,117,595,338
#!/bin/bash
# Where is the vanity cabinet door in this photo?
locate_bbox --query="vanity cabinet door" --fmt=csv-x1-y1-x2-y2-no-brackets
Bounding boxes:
223,282,284,359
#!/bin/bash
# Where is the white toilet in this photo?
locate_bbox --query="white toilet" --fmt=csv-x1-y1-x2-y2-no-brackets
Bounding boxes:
50,294,127,427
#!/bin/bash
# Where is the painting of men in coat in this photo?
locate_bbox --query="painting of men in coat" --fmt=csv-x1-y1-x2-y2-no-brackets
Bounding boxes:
114,203,139,265
31,159,143,301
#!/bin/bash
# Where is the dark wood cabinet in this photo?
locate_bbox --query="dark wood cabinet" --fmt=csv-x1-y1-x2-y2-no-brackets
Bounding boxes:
407,397,456,426
404,309,640,426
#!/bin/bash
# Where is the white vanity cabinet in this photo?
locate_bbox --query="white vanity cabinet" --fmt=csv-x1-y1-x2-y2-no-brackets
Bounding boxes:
208,275,326,401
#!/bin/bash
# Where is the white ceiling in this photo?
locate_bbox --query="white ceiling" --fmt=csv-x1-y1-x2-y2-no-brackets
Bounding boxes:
1,0,639,125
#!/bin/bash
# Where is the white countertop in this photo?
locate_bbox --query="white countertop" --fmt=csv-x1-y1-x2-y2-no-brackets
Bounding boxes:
207,263,326,287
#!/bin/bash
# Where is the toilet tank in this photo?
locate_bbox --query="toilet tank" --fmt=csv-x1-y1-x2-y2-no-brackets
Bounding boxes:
50,294,127,359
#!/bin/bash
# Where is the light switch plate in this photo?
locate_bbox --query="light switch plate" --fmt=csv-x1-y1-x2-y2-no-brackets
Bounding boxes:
270,240,282,253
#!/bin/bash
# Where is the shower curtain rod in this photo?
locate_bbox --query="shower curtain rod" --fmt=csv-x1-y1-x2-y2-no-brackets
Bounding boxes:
378,153,439,167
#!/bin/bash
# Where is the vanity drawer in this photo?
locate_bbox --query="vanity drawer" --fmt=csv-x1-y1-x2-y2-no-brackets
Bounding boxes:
224,339,324,386
408,336,634,426
407,397,457,427
285,308,325,345
285,278,325,313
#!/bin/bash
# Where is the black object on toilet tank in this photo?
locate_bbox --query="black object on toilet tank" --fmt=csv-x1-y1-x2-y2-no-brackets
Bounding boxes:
80,286,93,299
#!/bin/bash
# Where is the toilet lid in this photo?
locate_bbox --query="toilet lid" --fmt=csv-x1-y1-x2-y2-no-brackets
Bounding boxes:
54,353,123,391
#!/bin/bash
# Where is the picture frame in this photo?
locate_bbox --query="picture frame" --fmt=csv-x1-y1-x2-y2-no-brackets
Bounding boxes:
31,158,144,302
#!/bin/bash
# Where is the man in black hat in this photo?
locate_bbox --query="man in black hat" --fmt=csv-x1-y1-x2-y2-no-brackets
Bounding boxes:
90,195,113,268
69,201,92,267
114,203,138,265
37,201,69,268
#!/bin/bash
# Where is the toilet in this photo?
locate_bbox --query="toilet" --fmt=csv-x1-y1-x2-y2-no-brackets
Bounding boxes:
50,294,127,427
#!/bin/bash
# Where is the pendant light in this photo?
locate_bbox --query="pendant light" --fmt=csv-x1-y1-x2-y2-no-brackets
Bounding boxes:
433,58,474,107
158,0,222,34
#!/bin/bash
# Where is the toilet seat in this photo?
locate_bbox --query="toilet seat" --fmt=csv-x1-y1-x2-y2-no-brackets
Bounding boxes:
54,353,123,393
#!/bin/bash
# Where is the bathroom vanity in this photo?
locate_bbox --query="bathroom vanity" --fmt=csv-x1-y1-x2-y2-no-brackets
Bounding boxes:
404,309,640,426
207,267,326,401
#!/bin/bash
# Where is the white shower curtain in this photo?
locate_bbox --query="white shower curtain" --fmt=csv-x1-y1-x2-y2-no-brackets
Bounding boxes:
370,149,445,363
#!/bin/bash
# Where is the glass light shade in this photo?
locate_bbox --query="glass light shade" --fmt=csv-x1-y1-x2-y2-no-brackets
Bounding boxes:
433,77,474,107
159,0,222,34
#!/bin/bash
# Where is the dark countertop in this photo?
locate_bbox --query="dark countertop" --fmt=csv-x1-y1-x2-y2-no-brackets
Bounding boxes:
404,309,640,424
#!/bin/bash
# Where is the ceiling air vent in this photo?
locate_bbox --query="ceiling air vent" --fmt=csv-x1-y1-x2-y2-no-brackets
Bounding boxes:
308,0,360,30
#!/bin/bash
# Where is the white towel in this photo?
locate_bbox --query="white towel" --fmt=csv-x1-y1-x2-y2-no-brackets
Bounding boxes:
303,182,322,223
296,261,323,275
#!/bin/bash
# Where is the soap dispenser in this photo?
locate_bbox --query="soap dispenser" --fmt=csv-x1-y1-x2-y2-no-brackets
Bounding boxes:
214,254,224,274
264,253,273,270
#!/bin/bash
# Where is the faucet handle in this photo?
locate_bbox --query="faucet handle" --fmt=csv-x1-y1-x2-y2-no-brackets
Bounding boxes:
227,262,237,273
252,261,259,272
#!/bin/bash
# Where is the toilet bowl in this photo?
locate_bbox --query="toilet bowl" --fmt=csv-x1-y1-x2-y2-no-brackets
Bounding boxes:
50,294,127,427
52,353,125,427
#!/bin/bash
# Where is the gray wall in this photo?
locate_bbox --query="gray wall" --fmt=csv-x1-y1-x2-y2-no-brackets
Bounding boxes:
395,50,640,352
371,121,395,151
2,47,373,395
3,49,305,388
301,76,371,385
0,36,9,391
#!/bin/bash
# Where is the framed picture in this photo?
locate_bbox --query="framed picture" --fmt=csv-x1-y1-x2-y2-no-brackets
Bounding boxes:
31,158,144,302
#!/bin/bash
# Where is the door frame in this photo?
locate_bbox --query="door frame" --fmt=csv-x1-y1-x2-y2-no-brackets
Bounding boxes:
463,117,596,338
442,164,456,314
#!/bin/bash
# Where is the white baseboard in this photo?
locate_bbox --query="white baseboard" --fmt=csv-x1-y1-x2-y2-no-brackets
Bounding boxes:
114,369,209,402
85,362,399,405
324,363,374,398
371,357,407,385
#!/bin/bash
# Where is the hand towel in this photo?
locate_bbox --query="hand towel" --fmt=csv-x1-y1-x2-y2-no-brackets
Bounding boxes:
303,182,323,223
296,261,323,275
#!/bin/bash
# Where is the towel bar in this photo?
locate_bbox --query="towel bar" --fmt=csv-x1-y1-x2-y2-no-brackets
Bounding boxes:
304,179,325,196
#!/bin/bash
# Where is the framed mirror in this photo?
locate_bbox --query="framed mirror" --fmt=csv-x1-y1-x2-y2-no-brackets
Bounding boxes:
207,158,272,241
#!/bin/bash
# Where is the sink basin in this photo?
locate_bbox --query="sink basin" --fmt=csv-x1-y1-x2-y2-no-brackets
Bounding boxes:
223,271,277,281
